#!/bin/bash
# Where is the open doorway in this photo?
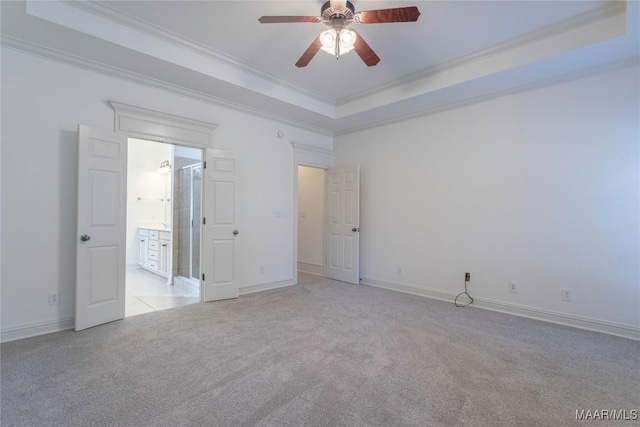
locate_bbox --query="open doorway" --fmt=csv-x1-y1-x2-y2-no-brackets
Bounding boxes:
124,138,203,317
297,165,326,279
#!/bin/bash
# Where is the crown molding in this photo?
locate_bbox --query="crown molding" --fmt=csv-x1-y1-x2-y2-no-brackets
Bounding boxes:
5,34,636,140
334,55,640,137
68,0,627,111
337,0,627,107
64,0,335,106
0,35,333,137
3,0,635,140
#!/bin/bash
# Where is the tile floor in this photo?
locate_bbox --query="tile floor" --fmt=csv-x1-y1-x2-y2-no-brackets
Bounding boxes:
125,269,200,317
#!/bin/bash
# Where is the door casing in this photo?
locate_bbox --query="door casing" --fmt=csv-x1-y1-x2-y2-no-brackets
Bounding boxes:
75,102,220,329
292,143,335,282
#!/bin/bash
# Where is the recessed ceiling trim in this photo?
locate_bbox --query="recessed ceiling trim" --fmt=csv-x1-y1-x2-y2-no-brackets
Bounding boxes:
0,35,334,137
336,0,627,109
27,0,335,118
65,0,336,106
334,55,639,137
4,1,636,137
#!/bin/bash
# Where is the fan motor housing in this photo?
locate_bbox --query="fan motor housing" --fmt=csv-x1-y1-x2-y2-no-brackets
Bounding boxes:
321,1,355,27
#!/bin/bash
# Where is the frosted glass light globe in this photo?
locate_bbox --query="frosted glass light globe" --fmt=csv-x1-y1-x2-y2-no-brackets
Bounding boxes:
320,29,337,48
340,29,355,47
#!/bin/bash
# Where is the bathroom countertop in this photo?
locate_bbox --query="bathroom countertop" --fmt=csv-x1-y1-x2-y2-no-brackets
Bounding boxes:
138,223,171,232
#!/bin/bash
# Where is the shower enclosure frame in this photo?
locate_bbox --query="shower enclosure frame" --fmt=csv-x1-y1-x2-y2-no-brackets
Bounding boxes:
178,162,202,283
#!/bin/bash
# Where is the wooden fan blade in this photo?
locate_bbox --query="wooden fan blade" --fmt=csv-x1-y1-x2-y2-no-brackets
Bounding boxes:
295,36,323,67
258,16,320,23
352,30,380,66
356,7,420,24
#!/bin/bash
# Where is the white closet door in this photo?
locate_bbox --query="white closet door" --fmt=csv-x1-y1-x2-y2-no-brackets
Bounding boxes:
325,166,360,284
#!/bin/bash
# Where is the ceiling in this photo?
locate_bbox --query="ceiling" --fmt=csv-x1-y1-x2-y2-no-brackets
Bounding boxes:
1,1,638,135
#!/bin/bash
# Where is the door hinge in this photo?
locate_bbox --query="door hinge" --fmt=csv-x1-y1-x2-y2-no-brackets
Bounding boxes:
203,217,206,225
202,273,205,281
203,161,207,169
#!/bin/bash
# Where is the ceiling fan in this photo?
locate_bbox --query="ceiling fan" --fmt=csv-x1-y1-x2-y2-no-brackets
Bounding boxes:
258,1,420,67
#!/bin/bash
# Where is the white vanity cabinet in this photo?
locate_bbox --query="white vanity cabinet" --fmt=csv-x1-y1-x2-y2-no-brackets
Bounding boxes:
138,229,149,268
158,232,170,276
138,228,171,278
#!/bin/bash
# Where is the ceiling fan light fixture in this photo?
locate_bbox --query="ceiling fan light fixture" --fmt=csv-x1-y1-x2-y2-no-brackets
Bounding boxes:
320,28,356,56
320,28,337,48
259,1,419,67
339,29,356,48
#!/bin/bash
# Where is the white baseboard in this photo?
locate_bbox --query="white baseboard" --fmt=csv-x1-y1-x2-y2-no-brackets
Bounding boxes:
361,276,457,303
471,297,640,341
9,277,635,343
2,279,296,343
240,278,296,295
1,317,74,343
360,276,640,341
297,262,324,276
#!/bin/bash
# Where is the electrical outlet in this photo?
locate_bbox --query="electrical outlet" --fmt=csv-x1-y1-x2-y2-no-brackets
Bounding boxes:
465,272,471,282
561,289,572,302
509,282,518,293
397,266,403,276
48,292,60,305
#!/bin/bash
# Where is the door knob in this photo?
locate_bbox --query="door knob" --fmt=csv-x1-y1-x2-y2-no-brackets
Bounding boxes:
80,234,91,242
233,230,239,236
352,228,358,232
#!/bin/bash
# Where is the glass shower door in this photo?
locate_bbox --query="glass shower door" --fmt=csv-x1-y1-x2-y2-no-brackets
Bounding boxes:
191,166,201,280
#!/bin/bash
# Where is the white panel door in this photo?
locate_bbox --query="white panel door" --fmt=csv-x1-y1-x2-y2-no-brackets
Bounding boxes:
75,125,127,331
326,166,360,284
202,149,239,302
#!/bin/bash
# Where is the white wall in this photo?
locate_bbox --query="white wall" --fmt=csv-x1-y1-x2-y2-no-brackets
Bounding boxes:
297,166,325,275
174,145,202,160
334,65,640,336
2,45,637,340
126,138,172,267
0,47,332,339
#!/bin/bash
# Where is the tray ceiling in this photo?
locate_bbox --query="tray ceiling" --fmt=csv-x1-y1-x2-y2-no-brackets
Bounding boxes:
1,1,637,134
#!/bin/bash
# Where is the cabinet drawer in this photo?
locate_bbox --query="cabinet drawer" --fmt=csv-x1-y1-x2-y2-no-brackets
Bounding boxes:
138,228,149,237
148,260,158,270
159,231,170,240
149,231,159,240
148,250,159,262
149,241,159,251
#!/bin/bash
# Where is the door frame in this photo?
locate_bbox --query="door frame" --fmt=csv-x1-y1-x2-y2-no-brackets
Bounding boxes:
108,101,219,300
292,143,333,282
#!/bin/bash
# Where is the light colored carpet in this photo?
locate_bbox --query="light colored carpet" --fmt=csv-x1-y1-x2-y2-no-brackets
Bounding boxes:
2,273,638,426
